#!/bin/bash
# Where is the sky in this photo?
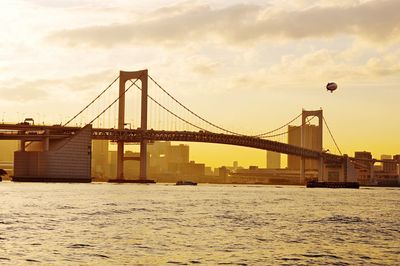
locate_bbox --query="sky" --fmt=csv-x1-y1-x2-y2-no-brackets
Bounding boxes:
0,0,399,168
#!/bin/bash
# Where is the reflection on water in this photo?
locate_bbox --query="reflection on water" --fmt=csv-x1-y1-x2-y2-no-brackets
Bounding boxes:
0,183,399,265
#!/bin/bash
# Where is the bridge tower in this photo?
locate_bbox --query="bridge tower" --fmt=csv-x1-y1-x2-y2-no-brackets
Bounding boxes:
300,109,323,183
116,69,153,182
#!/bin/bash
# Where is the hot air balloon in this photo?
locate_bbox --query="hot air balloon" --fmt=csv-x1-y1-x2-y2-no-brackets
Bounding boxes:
326,82,337,93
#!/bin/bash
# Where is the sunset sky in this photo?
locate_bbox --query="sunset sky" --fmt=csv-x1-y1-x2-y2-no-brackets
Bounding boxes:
1,0,399,168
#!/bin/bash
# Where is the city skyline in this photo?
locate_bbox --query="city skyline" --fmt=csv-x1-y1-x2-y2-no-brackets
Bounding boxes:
0,0,399,168
1,2,399,264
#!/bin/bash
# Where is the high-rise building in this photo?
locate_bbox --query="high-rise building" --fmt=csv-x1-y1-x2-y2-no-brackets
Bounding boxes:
181,161,205,177
148,141,189,175
0,140,19,161
266,151,281,169
123,151,141,178
381,155,397,174
394,155,400,175
354,151,373,185
287,124,322,170
355,151,372,163
0,141,18,177
108,150,117,179
91,140,109,178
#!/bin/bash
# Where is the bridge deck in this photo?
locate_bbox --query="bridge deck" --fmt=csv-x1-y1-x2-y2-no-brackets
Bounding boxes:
0,124,343,163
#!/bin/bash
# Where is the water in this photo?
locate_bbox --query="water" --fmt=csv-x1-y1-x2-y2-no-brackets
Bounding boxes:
0,182,399,265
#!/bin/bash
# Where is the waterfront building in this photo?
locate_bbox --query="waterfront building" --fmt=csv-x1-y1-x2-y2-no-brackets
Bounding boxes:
374,170,399,186
0,140,19,176
205,166,213,176
181,161,205,177
108,150,117,179
266,151,281,169
218,166,228,178
99,141,192,182
394,154,400,176
354,151,373,185
0,140,19,161
91,140,109,179
233,161,238,170
148,141,189,176
381,155,397,174
232,167,311,185
123,151,141,179
13,125,92,182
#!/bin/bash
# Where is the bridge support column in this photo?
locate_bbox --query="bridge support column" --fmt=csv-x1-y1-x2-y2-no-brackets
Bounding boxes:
300,109,323,184
300,157,305,184
113,69,154,183
139,140,147,180
20,140,26,151
116,141,124,179
139,71,148,180
43,130,50,151
318,157,324,182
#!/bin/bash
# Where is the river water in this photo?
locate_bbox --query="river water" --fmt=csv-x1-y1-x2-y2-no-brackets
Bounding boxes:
0,182,398,265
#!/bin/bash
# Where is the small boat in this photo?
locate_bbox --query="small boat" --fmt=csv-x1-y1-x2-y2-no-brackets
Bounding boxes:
175,180,197,186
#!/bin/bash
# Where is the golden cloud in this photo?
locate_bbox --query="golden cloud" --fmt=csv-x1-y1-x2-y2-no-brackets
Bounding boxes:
0,70,115,102
47,0,400,47
231,47,400,90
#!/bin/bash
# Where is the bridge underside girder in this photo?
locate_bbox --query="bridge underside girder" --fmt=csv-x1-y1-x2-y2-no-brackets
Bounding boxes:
0,124,343,164
92,129,343,164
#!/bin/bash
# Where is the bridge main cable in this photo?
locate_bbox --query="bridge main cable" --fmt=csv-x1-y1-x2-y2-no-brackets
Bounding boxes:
149,75,309,138
257,115,316,139
253,113,302,138
54,76,141,152
323,115,342,155
148,75,242,135
88,77,142,125
63,75,119,127
130,80,208,131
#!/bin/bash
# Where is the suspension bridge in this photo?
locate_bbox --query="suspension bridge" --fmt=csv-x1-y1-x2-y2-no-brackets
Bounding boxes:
0,69,357,183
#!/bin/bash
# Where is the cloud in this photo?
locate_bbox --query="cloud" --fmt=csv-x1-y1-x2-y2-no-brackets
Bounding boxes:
190,57,219,75
0,70,115,102
0,85,48,102
47,0,400,47
22,0,107,9
231,47,400,90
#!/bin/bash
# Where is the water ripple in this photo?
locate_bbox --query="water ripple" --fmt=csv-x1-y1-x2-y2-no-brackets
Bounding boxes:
311,215,373,224
0,183,398,265
68,243,94,249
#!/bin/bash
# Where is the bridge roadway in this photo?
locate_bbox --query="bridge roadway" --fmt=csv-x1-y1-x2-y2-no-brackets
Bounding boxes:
0,123,344,163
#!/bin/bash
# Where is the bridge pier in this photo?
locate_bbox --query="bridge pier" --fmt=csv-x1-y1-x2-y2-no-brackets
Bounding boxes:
299,109,323,184
44,130,50,151
116,141,124,179
318,157,324,182
139,139,148,180
20,140,26,151
300,157,305,184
